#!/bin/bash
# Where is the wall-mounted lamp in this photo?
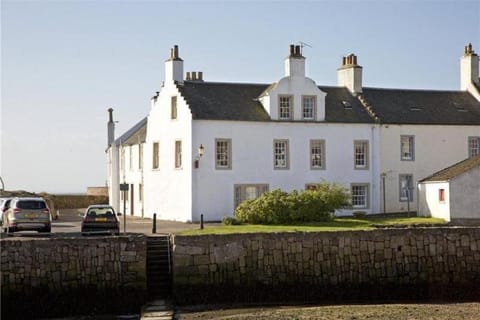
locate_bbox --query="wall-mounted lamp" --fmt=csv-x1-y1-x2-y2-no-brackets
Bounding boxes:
195,144,205,169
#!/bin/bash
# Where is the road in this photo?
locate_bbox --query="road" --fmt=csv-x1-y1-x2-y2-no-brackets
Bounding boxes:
1,208,209,238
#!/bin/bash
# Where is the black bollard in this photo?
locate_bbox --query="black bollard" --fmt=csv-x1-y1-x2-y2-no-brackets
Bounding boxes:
200,214,204,230
152,213,157,234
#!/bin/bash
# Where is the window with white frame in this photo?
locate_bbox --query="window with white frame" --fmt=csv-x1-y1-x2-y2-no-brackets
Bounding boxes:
310,139,325,169
302,96,316,120
234,184,269,208
274,139,289,169
215,138,232,169
171,96,177,120
351,184,369,208
468,136,480,158
401,135,415,161
175,140,182,168
278,95,292,120
354,140,369,169
152,142,159,169
399,174,414,202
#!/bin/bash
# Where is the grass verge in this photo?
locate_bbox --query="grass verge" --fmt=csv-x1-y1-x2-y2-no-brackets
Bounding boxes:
178,217,446,235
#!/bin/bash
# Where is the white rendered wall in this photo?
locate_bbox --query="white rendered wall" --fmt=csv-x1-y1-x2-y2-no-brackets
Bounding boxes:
450,166,480,219
418,182,450,220
119,144,144,217
191,120,380,221
107,145,120,214
379,124,479,214
143,83,193,221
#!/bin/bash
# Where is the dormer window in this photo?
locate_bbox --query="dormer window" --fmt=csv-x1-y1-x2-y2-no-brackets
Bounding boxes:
302,96,316,120
278,95,292,120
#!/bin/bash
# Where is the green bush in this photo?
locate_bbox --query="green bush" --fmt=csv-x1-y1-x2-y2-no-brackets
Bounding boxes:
234,183,350,225
222,216,241,225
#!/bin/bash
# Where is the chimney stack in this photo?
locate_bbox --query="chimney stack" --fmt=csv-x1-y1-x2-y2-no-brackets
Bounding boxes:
185,71,204,82
165,45,184,84
107,108,115,147
337,53,363,94
460,43,479,91
285,43,306,77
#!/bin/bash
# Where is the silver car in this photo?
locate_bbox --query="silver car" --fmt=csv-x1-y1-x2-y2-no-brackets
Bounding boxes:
2,197,52,233
81,205,120,235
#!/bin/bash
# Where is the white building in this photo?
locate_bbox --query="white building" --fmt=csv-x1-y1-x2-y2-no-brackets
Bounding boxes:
106,43,480,222
418,155,480,223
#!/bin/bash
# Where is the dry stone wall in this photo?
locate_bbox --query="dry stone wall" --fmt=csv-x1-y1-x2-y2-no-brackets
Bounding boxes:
172,228,480,304
1,235,147,318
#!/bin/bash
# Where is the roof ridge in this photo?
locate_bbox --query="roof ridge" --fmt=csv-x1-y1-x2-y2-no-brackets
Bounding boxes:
363,87,464,93
184,80,269,86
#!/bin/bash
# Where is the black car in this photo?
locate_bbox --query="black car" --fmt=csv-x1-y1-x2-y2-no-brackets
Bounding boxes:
81,205,120,235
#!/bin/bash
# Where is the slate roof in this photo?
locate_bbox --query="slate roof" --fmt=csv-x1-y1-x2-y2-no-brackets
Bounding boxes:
114,117,147,146
177,81,375,123
419,155,480,182
321,86,373,123
177,82,270,121
361,87,480,125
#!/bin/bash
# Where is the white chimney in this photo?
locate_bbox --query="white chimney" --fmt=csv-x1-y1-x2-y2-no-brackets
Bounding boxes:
165,45,183,84
285,44,305,77
107,108,115,147
337,54,363,95
460,43,479,91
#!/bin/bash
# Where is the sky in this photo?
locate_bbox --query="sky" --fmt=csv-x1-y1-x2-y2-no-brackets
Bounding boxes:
1,0,479,194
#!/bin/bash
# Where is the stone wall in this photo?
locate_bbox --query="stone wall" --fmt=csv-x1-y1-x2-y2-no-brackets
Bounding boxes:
1,235,147,319
172,228,480,304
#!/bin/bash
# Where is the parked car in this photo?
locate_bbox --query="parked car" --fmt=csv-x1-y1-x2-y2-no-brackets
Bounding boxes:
0,197,12,224
81,205,120,235
2,197,51,233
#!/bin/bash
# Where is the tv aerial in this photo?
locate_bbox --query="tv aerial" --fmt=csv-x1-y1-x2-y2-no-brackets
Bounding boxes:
298,41,312,55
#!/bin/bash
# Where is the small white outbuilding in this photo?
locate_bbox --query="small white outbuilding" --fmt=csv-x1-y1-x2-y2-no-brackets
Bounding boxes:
418,155,480,224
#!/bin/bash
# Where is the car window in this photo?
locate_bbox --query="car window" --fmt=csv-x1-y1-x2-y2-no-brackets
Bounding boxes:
87,208,115,218
17,200,47,210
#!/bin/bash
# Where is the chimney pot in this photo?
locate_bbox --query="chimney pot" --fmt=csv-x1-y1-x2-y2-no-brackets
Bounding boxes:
290,44,295,56
108,108,114,123
174,45,179,59
192,72,197,80
198,71,203,80
295,45,301,56
186,72,191,80
342,56,347,66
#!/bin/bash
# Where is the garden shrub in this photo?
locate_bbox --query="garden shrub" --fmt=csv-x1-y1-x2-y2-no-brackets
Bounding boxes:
234,183,350,224
222,216,241,225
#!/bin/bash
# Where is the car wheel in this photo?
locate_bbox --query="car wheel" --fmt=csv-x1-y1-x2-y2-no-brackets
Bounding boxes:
39,227,51,233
